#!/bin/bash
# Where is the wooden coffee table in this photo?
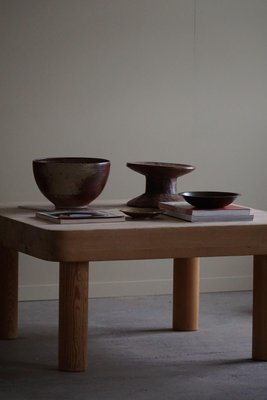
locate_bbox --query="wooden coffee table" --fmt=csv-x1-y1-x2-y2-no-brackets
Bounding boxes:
0,201,267,372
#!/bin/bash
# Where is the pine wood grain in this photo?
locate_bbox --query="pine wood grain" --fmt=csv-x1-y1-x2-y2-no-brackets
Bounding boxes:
1,202,267,370
0,205,267,262
0,246,18,338
173,258,200,331
253,255,267,360
58,261,89,371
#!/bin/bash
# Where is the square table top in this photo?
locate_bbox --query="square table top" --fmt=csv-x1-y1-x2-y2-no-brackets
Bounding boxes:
0,200,267,262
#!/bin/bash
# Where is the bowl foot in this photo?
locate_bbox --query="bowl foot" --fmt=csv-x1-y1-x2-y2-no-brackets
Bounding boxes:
127,193,183,208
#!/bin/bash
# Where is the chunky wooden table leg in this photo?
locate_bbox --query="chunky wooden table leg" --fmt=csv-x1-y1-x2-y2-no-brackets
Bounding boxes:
58,261,89,371
252,255,267,360
173,257,200,331
0,246,18,339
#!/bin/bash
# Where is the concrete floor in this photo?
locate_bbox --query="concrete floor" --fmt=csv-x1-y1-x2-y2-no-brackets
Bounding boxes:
0,292,267,400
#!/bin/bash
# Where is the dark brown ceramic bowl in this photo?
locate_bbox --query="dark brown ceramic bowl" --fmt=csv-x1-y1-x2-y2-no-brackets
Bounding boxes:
33,157,110,209
179,191,240,209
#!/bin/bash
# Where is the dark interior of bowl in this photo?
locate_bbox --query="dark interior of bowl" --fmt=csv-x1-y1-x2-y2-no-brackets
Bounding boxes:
33,157,110,164
179,191,240,209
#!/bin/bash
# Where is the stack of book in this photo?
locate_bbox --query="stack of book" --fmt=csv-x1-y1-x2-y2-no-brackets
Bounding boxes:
159,201,254,222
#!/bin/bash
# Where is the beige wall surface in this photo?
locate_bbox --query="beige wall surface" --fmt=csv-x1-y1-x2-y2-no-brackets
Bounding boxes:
1,0,267,300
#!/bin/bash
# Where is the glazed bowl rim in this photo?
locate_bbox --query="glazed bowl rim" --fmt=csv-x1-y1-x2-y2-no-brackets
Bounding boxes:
33,157,110,164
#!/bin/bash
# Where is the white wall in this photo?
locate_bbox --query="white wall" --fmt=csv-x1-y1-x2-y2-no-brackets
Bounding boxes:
1,0,267,300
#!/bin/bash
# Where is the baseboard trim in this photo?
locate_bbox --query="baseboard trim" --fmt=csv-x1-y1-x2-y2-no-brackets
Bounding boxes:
200,275,252,293
18,275,252,301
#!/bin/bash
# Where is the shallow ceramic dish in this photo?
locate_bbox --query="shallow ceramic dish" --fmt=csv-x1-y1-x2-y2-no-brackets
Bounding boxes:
120,207,162,219
178,191,240,209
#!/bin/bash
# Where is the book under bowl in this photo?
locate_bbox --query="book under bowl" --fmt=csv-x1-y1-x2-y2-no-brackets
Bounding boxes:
159,201,254,222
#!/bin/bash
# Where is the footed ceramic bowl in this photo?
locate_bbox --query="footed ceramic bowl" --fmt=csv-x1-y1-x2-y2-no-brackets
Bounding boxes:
33,157,110,209
126,161,195,208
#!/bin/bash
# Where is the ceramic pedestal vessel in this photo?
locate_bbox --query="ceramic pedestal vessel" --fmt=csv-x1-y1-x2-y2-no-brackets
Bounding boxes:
127,161,195,208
